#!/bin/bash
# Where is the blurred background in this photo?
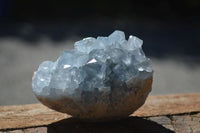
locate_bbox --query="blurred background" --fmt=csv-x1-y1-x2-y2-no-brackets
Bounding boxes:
0,0,200,105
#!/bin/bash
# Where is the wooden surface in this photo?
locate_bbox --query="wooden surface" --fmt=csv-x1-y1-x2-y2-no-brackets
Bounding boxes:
0,93,200,133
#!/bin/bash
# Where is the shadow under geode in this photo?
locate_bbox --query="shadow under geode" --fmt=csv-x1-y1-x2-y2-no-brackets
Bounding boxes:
47,116,174,133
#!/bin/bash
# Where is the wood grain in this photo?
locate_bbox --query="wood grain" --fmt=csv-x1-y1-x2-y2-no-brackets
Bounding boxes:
0,93,200,130
134,93,200,117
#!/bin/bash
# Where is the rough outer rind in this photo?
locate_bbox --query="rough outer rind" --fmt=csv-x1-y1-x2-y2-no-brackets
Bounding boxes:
36,76,152,120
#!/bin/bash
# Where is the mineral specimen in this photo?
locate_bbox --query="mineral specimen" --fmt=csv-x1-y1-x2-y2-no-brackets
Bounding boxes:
32,30,153,120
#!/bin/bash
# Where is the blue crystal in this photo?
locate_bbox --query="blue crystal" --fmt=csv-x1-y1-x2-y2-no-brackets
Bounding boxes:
79,59,111,91
32,30,153,97
96,36,111,49
74,37,97,53
56,50,88,68
122,35,143,50
32,61,53,94
108,30,125,44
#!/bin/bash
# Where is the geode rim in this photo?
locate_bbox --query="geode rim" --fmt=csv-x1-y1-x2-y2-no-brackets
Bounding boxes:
35,76,152,120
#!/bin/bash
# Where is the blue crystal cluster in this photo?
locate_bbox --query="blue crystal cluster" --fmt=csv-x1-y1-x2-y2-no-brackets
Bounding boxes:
32,31,152,97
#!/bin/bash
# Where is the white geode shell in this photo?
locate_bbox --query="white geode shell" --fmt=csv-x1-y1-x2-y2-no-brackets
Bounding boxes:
32,30,153,120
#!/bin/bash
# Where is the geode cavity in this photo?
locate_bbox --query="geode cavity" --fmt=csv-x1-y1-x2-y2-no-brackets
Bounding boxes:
32,30,153,120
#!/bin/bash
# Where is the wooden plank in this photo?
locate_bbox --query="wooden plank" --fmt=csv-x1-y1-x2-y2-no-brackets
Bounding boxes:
148,116,174,131
133,93,200,117
0,104,69,130
0,93,200,130
0,127,47,133
1,114,200,133
172,113,200,133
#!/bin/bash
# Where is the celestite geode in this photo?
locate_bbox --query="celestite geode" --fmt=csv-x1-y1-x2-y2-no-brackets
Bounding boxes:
32,30,153,120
